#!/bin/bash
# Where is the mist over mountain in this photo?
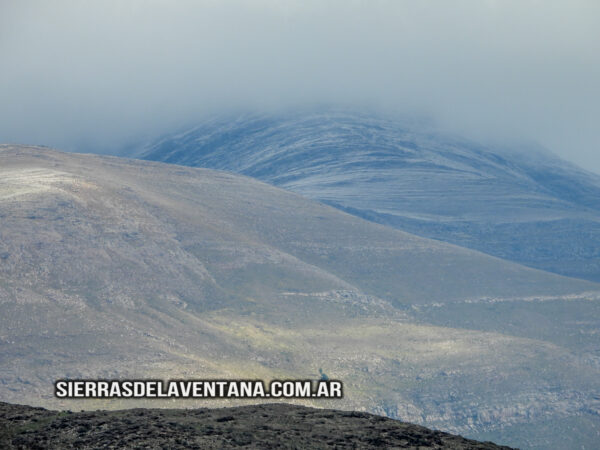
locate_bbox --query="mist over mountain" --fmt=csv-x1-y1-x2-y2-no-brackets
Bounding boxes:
1,2,599,449
136,108,600,283
1,145,599,449
2,1,599,173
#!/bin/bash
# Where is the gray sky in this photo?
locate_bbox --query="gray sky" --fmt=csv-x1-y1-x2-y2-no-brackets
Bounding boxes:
1,0,599,172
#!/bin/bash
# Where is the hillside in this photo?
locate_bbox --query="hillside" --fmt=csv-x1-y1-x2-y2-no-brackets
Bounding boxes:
137,108,600,282
0,402,514,449
1,145,599,449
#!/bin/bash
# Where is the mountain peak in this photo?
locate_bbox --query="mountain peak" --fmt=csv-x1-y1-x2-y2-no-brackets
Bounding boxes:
136,110,600,282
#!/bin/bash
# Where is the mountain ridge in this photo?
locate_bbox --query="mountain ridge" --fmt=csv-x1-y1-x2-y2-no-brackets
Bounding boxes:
135,109,600,282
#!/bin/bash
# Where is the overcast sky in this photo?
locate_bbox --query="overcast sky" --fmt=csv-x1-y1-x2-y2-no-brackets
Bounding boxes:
1,1,599,172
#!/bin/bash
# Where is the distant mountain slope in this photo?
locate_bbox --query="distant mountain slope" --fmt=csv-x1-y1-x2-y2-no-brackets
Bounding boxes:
137,109,600,282
0,402,514,449
1,145,599,449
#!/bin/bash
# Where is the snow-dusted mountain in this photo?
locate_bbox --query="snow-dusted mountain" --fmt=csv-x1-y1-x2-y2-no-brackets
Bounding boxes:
137,108,600,282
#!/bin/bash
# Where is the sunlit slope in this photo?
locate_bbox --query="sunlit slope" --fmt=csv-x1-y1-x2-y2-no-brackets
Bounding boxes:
138,109,600,282
1,145,595,309
1,145,599,449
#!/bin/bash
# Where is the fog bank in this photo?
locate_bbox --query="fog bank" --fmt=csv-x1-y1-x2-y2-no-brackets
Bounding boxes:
1,1,598,171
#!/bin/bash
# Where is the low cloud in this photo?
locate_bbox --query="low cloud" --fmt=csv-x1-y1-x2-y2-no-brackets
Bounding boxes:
1,1,599,171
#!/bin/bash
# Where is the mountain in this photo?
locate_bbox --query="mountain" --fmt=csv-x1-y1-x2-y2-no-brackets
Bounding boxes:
136,108,600,282
0,402,514,449
1,145,599,449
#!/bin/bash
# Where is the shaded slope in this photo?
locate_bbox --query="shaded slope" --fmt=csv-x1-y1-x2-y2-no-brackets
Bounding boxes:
137,108,600,282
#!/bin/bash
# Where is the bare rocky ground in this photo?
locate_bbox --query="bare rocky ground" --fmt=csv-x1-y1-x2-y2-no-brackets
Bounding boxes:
0,402,514,449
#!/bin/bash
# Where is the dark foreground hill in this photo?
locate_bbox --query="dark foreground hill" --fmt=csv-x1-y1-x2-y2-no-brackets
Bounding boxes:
136,108,600,282
0,402,513,449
